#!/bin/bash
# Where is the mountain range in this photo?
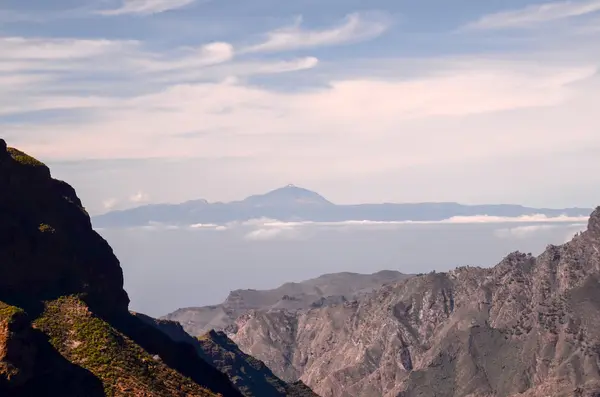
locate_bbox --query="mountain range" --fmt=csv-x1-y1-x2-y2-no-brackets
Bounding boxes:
93,184,591,228
221,213,600,397
164,270,413,336
0,140,319,397
159,200,600,396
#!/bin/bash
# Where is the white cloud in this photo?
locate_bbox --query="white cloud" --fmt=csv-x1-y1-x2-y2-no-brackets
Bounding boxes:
102,198,119,210
243,227,303,241
250,215,590,228
0,36,137,60
241,13,389,53
494,223,587,239
130,191,150,203
189,223,219,229
134,42,235,72
11,59,597,163
239,215,591,241
98,0,196,15
466,0,600,30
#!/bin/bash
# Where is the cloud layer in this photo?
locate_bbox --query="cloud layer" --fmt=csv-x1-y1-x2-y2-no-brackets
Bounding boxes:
98,0,197,15
242,13,390,53
466,0,600,29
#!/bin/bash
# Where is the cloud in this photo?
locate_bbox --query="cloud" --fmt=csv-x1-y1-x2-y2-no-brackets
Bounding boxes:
134,42,235,72
102,198,119,210
494,223,587,239
234,215,592,241
0,36,137,60
241,13,390,53
243,227,303,241
465,0,600,30
98,0,196,16
11,58,597,162
189,223,219,229
130,191,150,203
250,215,590,228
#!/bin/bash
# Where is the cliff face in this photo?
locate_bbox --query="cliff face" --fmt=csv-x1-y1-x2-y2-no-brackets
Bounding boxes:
0,141,129,316
231,208,600,397
134,313,320,397
0,140,242,397
164,270,412,336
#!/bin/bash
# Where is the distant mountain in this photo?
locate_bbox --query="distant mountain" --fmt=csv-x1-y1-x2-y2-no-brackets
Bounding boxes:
93,185,592,228
241,184,333,207
164,270,412,336
226,209,600,397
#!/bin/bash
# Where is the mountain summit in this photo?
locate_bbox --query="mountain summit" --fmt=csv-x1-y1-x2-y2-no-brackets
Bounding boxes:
241,185,333,207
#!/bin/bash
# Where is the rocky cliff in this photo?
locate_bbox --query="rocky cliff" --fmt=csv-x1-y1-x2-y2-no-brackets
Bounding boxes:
165,270,412,336
135,312,320,397
230,208,600,397
0,140,243,396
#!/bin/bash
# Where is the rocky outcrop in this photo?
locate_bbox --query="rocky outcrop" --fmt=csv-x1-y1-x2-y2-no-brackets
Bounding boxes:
230,208,600,397
135,313,320,397
0,140,243,396
164,270,412,336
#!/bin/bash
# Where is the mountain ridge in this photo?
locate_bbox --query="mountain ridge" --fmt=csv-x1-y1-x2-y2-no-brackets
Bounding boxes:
222,206,600,397
163,270,413,336
93,184,591,228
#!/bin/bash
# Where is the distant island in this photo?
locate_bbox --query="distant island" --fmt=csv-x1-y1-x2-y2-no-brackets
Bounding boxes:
93,184,591,228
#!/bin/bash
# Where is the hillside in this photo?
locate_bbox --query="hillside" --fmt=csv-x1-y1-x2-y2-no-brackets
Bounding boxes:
135,312,320,397
0,139,242,396
164,270,412,336
227,207,600,397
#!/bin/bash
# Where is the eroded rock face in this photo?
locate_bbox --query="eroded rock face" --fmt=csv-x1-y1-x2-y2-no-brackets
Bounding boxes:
0,141,129,316
231,209,600,397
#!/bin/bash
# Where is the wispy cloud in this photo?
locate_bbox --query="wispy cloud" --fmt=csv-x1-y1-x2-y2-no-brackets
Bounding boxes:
494,223,587,239
0,37,137,60
244,227,304,241
130,191,151,203
466,0,600,30
98,0,197,16
241,12,390,53
103,198,120,210
133,42,235,72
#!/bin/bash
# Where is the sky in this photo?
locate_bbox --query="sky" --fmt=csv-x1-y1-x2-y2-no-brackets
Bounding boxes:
2,0,600,214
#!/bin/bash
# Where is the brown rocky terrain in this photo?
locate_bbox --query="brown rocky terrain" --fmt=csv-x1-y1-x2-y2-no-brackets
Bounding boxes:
135,312,320,397
164,270,412,336
229,208,600,397
0,140,244,396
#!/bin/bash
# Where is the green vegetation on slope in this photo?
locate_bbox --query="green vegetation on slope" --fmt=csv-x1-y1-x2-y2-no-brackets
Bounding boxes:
197,330,320,397
6,147,46,168
33,297,219,397
0,303,25,323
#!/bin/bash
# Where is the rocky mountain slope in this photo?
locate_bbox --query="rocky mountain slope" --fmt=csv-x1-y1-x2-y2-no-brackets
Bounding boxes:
135,312,319,397
0,140,298,396
164,270,412,336
93,184,591,228
228,208,600,397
